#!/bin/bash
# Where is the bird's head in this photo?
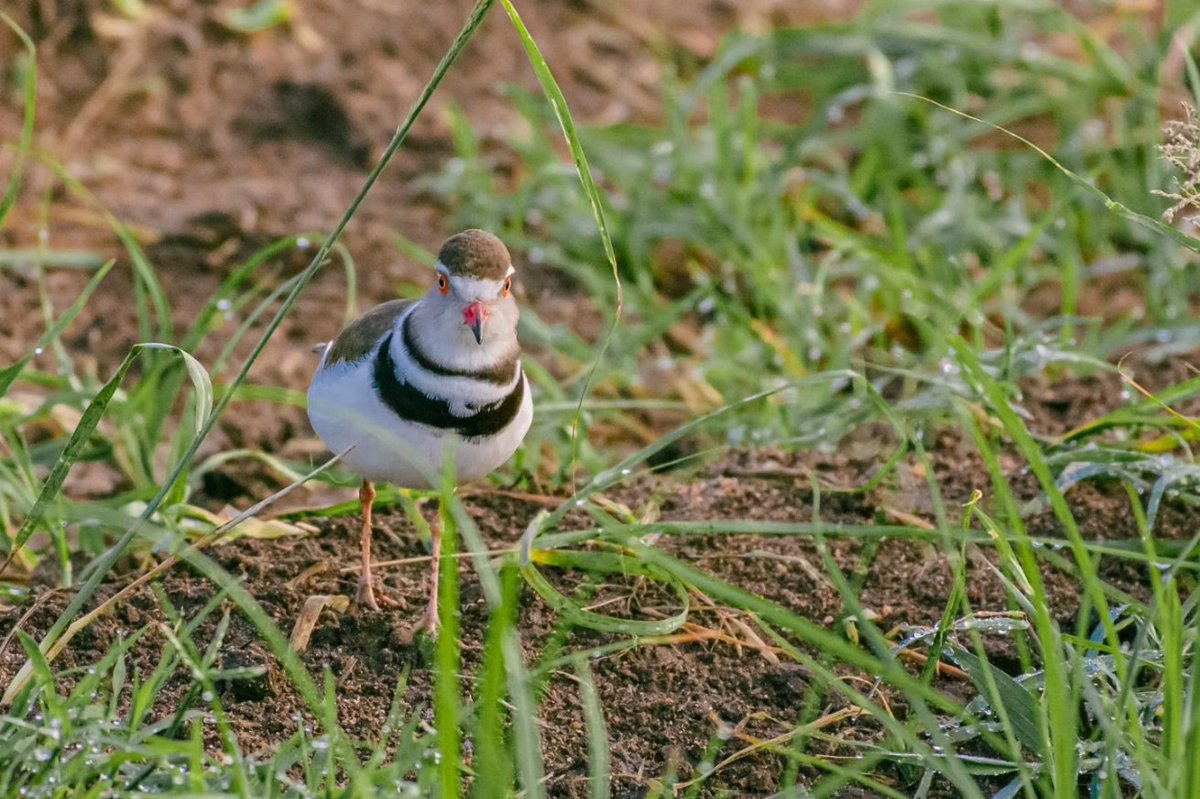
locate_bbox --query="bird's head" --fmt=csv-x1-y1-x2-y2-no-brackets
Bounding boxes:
427,229,518,346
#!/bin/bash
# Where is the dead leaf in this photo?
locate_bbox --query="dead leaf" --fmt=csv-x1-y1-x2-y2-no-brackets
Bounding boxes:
290,594,350,652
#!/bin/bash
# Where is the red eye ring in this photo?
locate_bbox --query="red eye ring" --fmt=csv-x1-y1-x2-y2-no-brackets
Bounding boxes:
501,276,512,297
437,274,449,295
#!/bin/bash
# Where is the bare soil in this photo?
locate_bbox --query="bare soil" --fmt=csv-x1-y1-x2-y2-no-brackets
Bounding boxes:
0,2,1189,796
3,402,1197,796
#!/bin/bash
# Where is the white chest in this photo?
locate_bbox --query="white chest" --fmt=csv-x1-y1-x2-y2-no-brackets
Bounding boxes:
307,347,532,488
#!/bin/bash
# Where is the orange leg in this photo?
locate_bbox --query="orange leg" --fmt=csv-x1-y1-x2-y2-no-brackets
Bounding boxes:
426,500,441,635
356,480,380,610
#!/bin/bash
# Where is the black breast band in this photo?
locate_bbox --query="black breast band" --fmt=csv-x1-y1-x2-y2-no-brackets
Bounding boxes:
372,333,524,440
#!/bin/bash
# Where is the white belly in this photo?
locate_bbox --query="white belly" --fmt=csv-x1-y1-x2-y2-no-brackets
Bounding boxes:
307,357,533,488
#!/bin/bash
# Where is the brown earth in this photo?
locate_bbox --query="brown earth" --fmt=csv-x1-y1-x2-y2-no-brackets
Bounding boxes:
2,393,1197,796
0,1,1190,797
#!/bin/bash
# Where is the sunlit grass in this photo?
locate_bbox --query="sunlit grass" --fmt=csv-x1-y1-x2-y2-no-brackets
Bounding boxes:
1,0,1199,797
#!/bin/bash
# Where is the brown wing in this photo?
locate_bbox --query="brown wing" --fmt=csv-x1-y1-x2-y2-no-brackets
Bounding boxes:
323,299,415,367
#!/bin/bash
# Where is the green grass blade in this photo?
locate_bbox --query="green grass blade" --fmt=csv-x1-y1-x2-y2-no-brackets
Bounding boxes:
472,565,517,796
0,260,115,399
896,92,1200,255
447,498,546,797
435,498,461,799
181,234,315,352
0,11,35,229
0,343,208,572
574,656,611,799
31,0,499,672
953,342,1083,799
623,541,986,797
954,338,1117,647
521,552,689,635
950,647,1044,757
12,631,58,715
499,0,623,485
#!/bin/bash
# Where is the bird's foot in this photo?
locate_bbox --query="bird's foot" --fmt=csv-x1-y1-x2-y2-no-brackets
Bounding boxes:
392,602,439,651
355,575,400,611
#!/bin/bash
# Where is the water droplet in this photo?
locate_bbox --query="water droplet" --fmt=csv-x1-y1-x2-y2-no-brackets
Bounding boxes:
297,237,311,250
33,347,43,356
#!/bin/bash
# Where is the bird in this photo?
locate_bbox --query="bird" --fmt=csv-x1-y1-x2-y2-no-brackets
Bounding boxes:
306,229,533,634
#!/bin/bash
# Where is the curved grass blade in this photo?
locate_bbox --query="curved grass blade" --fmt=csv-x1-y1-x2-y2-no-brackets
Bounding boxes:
499,0,622,489
521,544,691,636
0,343,211,576
954,342,1086,799
954,339,1116,647
896,92,1200,255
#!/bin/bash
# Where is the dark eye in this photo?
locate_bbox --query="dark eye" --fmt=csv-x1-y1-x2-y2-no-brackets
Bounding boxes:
501,276,512,296
437,274,449,294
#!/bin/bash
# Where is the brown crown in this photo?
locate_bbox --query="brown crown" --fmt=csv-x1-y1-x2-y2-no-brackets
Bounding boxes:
437,229,511,280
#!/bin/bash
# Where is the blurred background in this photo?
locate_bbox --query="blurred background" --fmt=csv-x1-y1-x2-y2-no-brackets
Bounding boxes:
1,1,1196,497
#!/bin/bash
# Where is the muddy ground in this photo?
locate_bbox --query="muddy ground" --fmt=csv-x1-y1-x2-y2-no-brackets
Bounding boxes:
0,1,1191,796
